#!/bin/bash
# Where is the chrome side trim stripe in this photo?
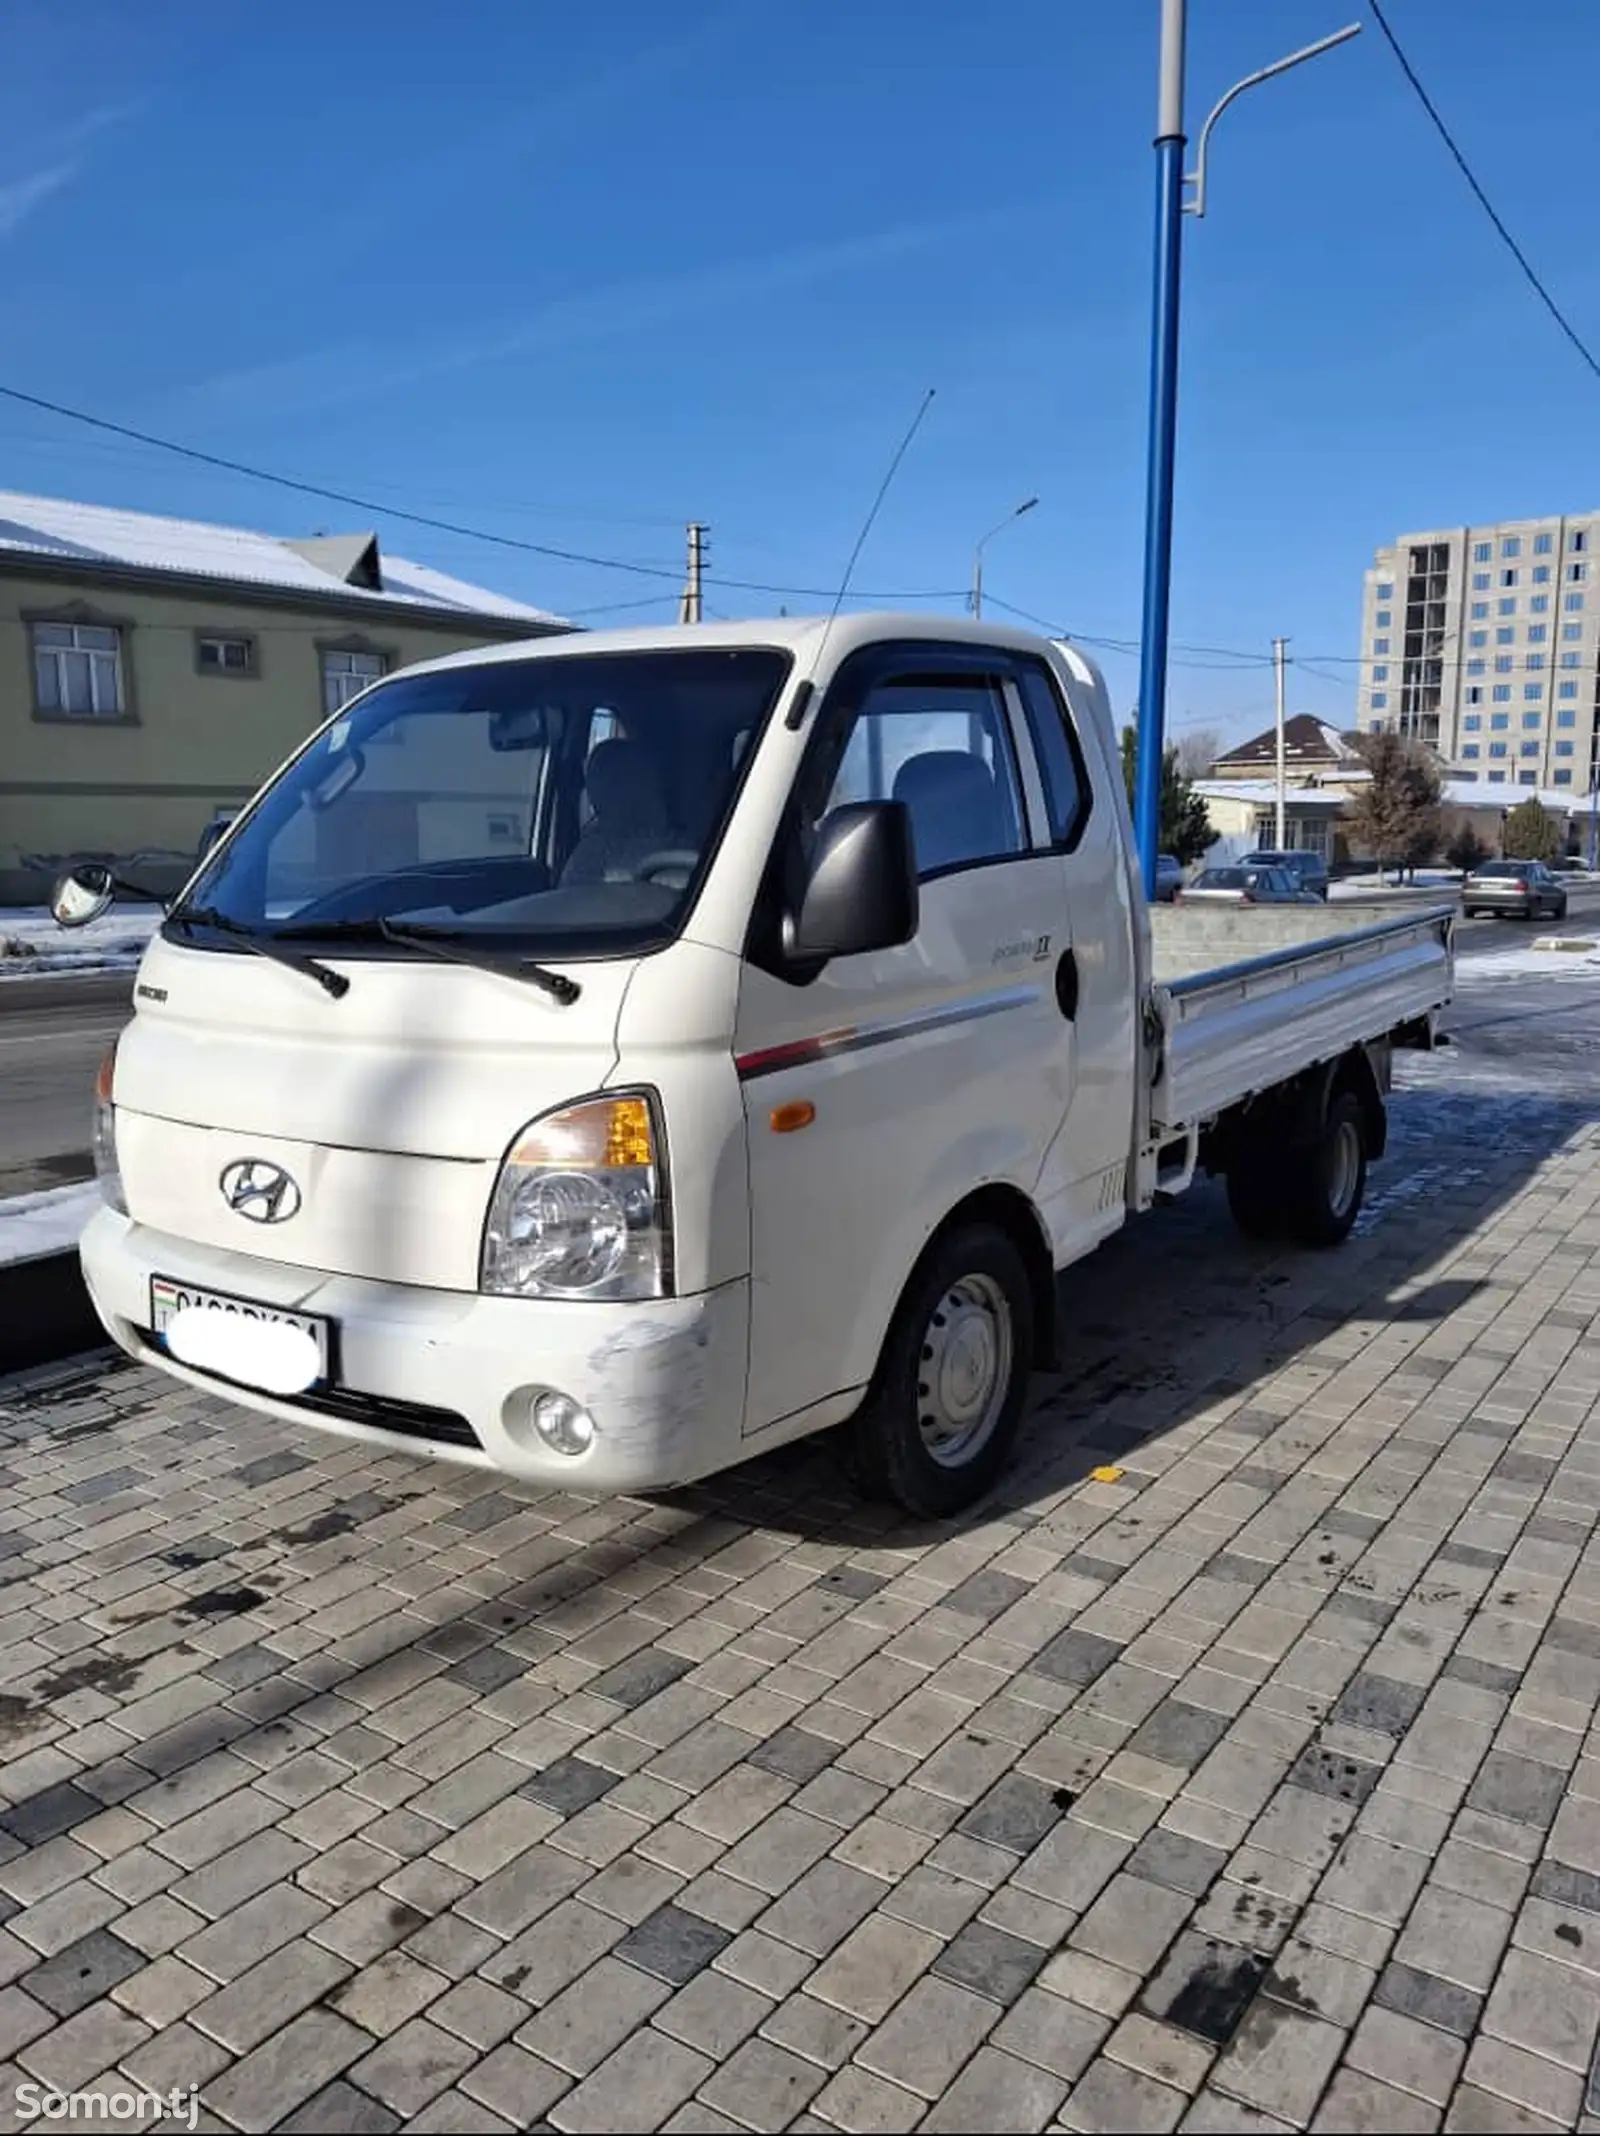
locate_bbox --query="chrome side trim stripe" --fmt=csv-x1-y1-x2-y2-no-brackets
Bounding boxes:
736,985,1043,1081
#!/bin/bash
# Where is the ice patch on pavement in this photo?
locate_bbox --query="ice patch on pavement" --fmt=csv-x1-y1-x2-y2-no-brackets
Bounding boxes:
0,905,161,981
0,1181,101,1266
1455,942,1600,981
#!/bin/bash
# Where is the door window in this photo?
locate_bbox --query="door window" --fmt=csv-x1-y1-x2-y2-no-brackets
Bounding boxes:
821,675,1027,879
1014,661,1092,848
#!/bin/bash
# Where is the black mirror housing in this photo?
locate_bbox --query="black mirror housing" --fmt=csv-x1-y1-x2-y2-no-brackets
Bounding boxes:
49,863,116,929
789,801,918,963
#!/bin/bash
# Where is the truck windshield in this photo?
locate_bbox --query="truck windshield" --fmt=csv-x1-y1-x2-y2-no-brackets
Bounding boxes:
172,645,792,962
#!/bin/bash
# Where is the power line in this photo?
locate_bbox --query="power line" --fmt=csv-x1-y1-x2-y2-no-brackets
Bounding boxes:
1368,0,1600,388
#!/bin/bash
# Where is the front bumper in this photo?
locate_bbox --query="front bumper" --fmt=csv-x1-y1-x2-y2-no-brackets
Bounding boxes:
80,1206,750,1492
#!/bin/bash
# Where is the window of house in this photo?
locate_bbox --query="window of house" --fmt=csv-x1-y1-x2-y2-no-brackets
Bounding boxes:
1472,572,1491,591
1499,597,1516,617
31,621,124,719
1490,741,1508,757
196,633,256,677
1561,651,1582,668
1369,720,1384,734
1534,564,1551,584
1473,542,1491,563
1528,625,1547,643
1520,741,1540,757
1559,685,1579,702
1566,592,1586,612
321,647,388,717
1372,664,1389,682
1370,691,1388,710
1570,562,1589,582
1554,768,1573,784
1556,740,1575,757
1470,603,1488,621
1373,637,1389,655
1564,623,1583,642
1495,655,1513,673
1503,537,1522,558
1467,661,1485,678
1374,609,1391,629
1531,595,1549,613
1502,568,1518,588
1492,693,1511,710
1523,709,1542,725
1470,629,1487,647
1497,629,1514,647
1519,770,1537,784
1574,529,1589,553
1464,707,1482,723
1526,654,1545,671
1525,685,1543,700
1535,532,1553,554
1376,581,1393,600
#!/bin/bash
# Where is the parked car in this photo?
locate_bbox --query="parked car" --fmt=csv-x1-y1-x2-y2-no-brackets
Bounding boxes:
1461,860,1568,920
53,616,1452,1517
1242,849,1330,899
1178,863,1318,906
1550,855,1589,875
1153,852,1185,902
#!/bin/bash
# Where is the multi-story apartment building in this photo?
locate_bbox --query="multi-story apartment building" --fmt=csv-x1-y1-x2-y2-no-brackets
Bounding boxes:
1357,514,1600,797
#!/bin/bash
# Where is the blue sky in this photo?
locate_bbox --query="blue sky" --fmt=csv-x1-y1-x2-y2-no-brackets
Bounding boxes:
2,0,1598,745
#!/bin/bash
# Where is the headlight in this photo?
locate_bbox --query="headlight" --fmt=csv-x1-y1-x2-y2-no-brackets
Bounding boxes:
93,1041,127,1215
480,1091,670,1301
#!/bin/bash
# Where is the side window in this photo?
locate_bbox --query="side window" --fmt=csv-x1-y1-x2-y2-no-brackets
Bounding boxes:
823,675,1026,879
1015,660,1091,848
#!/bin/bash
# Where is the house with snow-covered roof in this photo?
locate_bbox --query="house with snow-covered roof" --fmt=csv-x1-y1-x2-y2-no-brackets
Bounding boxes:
0,488,572,902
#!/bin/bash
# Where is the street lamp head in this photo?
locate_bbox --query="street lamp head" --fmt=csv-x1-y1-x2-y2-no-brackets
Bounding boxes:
1016,495,1039,518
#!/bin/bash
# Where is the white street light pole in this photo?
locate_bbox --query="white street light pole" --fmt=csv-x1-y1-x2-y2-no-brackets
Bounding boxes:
972,497,1039,619
1274,636,1289,848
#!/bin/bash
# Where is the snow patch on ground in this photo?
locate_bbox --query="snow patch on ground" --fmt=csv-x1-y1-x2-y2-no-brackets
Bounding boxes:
0,1181,102,1267
1453,943,1600,982
0,906,161,980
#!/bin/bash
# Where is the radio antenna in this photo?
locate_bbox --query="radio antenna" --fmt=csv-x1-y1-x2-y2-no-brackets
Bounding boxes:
826,387,936,631
785,387,935,731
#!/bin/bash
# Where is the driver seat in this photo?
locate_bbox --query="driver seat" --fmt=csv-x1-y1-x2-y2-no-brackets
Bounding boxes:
560,738,686,886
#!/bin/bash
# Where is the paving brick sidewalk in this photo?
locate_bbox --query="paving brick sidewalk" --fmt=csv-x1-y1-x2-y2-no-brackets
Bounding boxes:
1,1057,1599,2134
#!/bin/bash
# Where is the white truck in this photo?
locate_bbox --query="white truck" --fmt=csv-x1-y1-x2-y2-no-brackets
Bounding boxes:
53,615,1453,1516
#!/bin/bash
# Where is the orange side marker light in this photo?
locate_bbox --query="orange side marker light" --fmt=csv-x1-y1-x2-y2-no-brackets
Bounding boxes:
770,1100,816,1134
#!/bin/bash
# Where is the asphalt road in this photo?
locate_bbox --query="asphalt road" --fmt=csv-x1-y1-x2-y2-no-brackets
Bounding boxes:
0,885,1597,1196
0,974,132,1195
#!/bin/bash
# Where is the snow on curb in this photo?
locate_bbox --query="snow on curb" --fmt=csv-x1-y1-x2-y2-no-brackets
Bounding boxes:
0,1181,101,1267
1456,943,1600,981
0,905,161,982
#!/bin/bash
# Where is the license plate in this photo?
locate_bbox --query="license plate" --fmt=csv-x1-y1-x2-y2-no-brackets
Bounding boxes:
150,1277,331,1381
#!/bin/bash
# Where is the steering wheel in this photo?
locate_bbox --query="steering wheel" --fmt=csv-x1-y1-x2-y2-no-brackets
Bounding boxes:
634,848,699,887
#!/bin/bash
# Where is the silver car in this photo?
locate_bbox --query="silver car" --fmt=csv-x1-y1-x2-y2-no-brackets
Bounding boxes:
1462,860,1568,920
1177,863,1319,906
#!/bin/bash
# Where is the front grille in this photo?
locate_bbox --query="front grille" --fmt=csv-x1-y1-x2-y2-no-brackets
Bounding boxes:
133,1330,480,1449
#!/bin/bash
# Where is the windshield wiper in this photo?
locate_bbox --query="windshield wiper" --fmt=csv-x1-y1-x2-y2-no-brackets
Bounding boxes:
168,905,350,999
274,918,581,1005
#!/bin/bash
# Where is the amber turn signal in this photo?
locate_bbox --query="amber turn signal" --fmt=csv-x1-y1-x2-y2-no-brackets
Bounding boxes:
769,1100,816,1134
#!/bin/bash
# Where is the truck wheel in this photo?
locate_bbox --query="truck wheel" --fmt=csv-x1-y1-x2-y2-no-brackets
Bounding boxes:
846,1225,1033,1519
1284,1090,1367,1248
1226,1160,1286,1240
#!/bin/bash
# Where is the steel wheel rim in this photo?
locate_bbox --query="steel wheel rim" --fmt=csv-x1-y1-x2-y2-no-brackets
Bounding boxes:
1328,1117,1362,1219
916,1273,1012,1468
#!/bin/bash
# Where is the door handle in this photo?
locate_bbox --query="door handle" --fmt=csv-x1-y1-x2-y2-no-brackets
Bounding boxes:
1054,947,1079,1021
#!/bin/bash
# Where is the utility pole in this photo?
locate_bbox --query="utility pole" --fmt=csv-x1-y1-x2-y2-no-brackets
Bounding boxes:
678,523,707,625
1132,7,1361,901
1274,636,1289,848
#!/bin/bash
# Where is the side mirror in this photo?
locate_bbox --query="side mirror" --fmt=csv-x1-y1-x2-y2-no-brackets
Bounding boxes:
789,801,918,962
50,864,116,930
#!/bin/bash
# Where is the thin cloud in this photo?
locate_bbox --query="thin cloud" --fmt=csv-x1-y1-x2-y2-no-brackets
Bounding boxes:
0,163,76,237
0,101,142,238
183,199,1050,426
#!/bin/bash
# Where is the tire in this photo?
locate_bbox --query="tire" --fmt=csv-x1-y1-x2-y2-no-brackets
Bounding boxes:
845,1224,1034,1519
1226,1159,1286,1240
1556,898,1568,920
1283,1090,1368,1248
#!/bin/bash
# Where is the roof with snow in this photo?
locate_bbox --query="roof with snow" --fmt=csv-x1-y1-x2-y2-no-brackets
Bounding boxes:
0,489,570,630
1210,715,1362,773
1443,781,1596,812
1193,780,1347,811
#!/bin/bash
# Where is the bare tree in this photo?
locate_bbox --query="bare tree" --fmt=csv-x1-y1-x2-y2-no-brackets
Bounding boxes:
1174,727,1226,780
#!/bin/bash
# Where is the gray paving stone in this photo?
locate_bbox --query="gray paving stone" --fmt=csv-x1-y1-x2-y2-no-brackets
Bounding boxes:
1285,1743,1385,1807
1530,1860,1600,1915
1312,2069,1440,2132
1212,1999,1345,2125
1059,2053,1187,2132
548,2029,712,2131
517,1955,672,2076
858,1973,999,2100
1127,1830,1228,1900
959,1773,1070,1855
615,1904,732,1986
1131,1702,1233,1769
747,1727,838,1785
759,1858,886,1959
276,2080,402,2133
698,2036,829,2126
1373,1961,1483,2039
943,1568,1033,1621
21,1929,142,2018
932,1921,1050,2007
920,2042,1068,2131
1333,1672,1429,1739
1032,1630,1124,1689
520,1757,617,1818
203,2008,372,2128
1467,1752,1566,1829
1141,1930,1268,2046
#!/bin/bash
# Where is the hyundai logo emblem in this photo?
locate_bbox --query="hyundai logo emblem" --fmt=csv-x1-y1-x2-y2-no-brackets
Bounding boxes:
219,1159,301,1224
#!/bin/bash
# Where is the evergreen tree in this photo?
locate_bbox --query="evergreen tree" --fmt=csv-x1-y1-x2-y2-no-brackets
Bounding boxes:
1120,723,1220,866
